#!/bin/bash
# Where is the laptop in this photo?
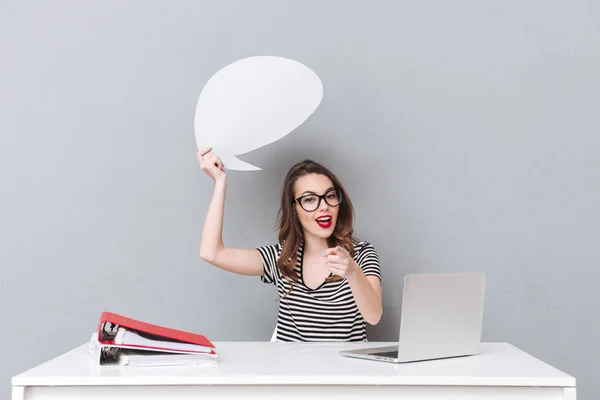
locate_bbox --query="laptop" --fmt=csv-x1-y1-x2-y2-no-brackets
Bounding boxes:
339,272,486,363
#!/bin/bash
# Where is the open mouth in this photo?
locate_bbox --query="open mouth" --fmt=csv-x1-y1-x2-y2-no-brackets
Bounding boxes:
315,215,332,229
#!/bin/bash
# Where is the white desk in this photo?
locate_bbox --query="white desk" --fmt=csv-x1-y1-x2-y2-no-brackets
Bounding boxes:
12,341,576,399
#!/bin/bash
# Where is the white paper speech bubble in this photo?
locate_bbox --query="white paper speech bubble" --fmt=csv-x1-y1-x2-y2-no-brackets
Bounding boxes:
194,56,323,171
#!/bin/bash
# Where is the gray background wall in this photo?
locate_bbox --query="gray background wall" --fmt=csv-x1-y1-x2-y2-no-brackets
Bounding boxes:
1,1,598,399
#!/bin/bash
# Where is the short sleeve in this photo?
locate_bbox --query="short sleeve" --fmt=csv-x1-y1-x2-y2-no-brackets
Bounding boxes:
256,243,281,285
355,241,381,281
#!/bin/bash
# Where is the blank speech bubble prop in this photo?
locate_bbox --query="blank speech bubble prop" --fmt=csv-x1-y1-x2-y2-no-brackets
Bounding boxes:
194,56,323,171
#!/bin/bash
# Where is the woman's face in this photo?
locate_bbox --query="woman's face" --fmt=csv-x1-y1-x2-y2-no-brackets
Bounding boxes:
293,173,341,241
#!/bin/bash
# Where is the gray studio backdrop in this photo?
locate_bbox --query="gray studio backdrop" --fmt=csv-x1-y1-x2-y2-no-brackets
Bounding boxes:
1,1,598,399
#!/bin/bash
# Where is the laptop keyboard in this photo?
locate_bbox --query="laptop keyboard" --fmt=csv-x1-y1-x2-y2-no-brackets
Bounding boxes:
371,350,398,358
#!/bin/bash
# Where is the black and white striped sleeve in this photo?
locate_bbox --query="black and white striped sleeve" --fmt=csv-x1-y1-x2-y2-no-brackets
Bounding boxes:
356,241,381,280
256,243,280,285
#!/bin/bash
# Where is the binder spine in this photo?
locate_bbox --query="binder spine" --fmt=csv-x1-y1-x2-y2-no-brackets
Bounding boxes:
99,321,119,342
89,332,102,364
89,332,121,366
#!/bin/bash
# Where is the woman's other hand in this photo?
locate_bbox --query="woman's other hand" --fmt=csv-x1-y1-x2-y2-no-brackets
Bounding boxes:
198,147,226,183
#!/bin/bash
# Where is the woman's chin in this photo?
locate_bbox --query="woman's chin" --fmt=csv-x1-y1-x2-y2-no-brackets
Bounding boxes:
310,227,336,239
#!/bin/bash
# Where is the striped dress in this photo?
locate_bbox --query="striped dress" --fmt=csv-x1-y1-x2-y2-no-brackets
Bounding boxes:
257,240,381,342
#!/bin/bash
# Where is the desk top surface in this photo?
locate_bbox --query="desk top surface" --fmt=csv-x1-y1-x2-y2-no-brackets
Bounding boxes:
12,342,575,387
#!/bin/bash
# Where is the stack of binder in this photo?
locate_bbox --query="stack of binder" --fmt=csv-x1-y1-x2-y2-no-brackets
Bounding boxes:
89,312,217,367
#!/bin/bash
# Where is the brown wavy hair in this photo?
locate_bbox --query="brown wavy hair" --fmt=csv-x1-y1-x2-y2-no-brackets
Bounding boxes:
276,160,356,299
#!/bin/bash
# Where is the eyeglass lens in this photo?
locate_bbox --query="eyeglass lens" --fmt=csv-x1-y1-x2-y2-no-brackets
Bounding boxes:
299,189,341,211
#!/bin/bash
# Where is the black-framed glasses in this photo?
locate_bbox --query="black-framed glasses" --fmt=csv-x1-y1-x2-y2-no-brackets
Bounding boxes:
294,189,342,212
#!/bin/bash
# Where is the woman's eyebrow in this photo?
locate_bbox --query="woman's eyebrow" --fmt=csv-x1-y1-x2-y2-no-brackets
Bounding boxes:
300,187,334,196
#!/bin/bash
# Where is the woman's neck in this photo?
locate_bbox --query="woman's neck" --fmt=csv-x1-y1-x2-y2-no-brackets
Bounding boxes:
303,233,329,256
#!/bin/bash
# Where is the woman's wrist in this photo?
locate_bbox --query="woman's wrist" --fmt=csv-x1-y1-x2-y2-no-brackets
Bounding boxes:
215,176,227,188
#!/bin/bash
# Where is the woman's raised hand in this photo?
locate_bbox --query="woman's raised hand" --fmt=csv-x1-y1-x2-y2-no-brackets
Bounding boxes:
198,147,226,183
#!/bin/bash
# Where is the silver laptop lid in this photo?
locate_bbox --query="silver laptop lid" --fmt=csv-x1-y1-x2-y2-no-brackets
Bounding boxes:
397,272,486,362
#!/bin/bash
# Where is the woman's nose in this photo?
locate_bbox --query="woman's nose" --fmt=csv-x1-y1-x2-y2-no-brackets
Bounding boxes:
318,199,329,211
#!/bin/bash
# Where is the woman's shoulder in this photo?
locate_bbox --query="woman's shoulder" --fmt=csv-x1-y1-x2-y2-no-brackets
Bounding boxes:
352,239,382,277
352,240,378,253
256,241,284,253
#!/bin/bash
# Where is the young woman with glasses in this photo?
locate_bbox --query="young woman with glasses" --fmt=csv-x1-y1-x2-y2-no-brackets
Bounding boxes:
197,147,382,342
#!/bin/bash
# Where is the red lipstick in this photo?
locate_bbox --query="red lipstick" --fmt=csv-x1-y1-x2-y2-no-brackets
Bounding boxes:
316,214,332,229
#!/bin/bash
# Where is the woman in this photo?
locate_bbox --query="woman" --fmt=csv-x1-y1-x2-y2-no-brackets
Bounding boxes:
198,147,382,342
